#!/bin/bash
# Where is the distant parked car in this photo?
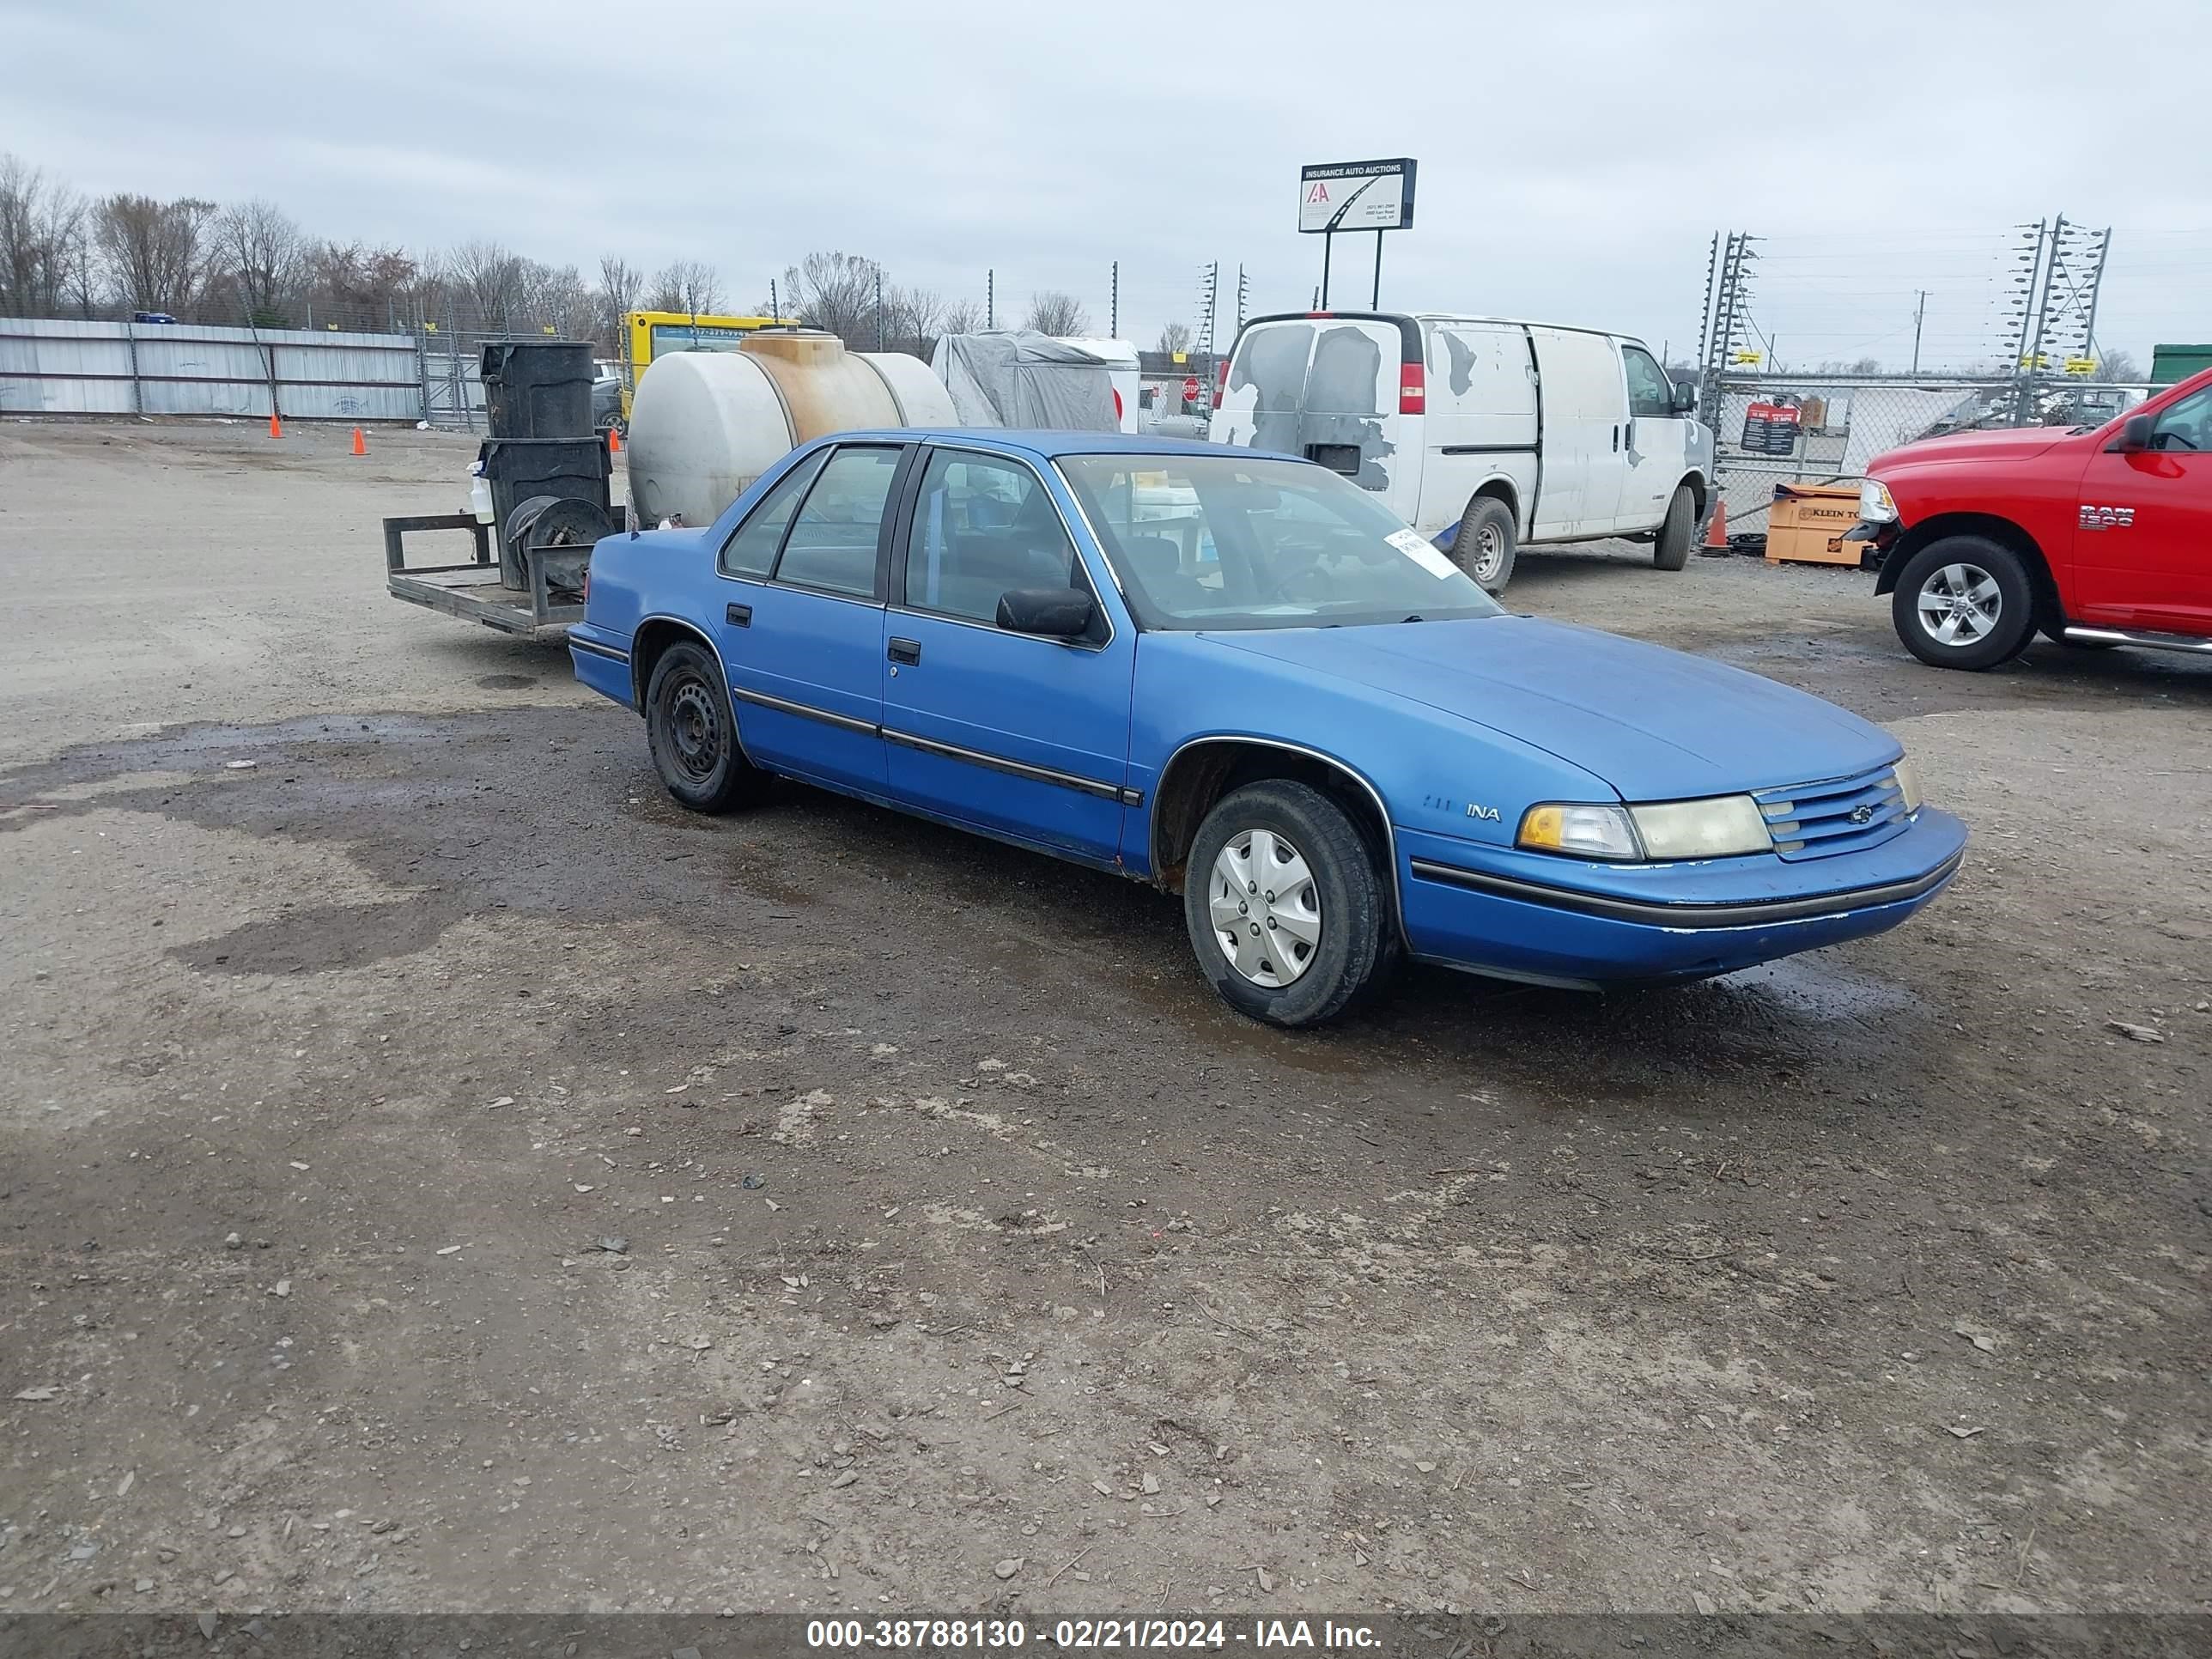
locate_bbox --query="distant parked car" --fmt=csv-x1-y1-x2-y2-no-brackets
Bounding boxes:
131,311,178,325
592,361,626,437
569,429,1964,1027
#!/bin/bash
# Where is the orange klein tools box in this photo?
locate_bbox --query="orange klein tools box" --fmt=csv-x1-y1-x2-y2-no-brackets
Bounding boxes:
1765,481,1868,566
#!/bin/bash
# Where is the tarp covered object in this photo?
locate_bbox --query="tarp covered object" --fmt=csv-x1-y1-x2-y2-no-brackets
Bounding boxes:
928,331,1120,430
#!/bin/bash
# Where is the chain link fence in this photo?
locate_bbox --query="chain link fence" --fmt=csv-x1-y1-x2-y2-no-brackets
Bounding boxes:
1707,372,2153,534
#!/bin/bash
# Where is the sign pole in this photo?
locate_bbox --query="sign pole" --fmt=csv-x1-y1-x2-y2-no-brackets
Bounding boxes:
1372,229,1382,309
1321,232,1333,309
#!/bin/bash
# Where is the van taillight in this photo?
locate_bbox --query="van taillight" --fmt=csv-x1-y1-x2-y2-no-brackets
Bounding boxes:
1217,358,1231,399
1399,362,1425,416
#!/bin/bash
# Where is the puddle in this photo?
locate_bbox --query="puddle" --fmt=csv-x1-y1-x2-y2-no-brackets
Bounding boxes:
1717,957,1913,1022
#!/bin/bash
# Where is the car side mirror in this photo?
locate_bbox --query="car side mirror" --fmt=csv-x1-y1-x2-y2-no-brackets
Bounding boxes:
997,586,1095,640
2112,413,2154,452
1668,381,1698,415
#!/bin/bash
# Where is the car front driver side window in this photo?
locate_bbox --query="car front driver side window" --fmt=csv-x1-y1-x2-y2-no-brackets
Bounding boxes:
904,450,1082,625
2150,387,2210,453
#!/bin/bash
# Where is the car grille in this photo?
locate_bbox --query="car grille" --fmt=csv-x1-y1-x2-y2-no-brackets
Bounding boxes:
1753,763,1911,860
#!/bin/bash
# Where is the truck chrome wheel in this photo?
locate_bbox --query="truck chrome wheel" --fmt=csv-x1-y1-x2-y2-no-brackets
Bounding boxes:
1207,829,1322,988
1916,562,2002,646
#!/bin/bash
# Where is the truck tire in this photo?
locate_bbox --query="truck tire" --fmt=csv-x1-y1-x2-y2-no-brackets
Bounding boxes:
1889,536,2037,672
646,641,771,812
1183,781,1388,1029
1454,495,1518,593
1653,484,1695,571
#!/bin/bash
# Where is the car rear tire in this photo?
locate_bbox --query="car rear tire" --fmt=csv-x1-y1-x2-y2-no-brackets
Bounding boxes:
1183,781,1389,1028
645,641,770,812
1890,536,2037,672
1454,495,1518,593
1653,484,1695,571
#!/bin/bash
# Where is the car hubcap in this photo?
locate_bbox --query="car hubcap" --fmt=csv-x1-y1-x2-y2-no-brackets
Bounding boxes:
667,679,720,780
1917,562,2002,646
1471,525,1504,582
1206,829,1322,988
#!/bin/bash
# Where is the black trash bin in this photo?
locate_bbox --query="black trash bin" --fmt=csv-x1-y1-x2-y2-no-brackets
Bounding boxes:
479,340,594,441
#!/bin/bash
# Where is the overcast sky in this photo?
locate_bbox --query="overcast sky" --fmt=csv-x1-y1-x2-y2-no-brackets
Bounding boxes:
8,0,2208,371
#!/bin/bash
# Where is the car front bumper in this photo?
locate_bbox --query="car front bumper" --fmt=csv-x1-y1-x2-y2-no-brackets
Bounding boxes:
1395,807,1969,988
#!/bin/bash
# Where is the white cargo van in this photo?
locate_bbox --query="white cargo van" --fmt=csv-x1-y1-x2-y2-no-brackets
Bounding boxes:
1208,312,1715,592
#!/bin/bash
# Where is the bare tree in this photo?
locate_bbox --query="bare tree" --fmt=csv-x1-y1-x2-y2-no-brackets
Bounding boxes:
522,261,589,337
2091,348,2141,383
0,153,90,316
595,254,643,349
214,199,305,325
883,283,945,357
1024,290,1089,336
1154,320,1192,356
443,239,533,331
306,241,420,329
939,298,984,338
647,259,723,318
94,192,220,315
779,251,880,347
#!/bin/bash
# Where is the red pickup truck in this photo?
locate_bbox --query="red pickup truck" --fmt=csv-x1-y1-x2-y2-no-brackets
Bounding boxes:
1857,367,2212,670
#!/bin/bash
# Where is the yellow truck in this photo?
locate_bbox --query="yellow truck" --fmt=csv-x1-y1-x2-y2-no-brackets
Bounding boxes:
618,310,798,419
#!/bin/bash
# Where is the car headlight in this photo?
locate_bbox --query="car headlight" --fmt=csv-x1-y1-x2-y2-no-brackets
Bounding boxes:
1517,803,1641,860
1518,795,1776,861
1859,477,1899,523
1628,795,1774,860
1892,753,1923,813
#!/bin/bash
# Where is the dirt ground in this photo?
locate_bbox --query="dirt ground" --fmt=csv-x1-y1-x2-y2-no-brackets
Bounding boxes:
1,418,2206,1619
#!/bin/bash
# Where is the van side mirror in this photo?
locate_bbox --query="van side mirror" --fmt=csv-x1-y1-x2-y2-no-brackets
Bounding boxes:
997,586,1096,640
2112,413,2154,453
1668,380,1698,415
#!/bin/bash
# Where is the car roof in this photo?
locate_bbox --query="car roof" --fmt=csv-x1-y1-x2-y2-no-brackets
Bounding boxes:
823,428,1244,461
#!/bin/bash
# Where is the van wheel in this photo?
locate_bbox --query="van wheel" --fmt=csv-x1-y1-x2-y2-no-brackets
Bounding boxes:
646,641,772,812
1653,485,1695,571
1890,536,2037,671
1184,781,1388,1029
1454,495,1518,593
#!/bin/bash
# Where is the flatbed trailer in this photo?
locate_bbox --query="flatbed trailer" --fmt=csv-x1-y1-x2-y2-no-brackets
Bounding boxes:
383,513,585,639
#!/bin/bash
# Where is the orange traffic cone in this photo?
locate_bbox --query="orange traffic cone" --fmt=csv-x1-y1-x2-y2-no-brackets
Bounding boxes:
1700,497,1729,555
350,427,367,456
607,424,622,454
268,411,283,439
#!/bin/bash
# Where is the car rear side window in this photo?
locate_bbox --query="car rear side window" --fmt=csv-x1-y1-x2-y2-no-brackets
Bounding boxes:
773,446,903,598
719,449,827,577
903,450,1081,625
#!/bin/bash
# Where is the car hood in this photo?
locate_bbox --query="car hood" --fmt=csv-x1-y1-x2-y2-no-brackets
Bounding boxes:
1206,617,1898,800
1869,425,2071,472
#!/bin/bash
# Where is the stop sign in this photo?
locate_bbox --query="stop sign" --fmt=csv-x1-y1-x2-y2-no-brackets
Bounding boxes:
1182,375,1200,404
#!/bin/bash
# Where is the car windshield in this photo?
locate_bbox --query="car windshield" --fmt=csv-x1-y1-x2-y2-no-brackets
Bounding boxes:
1055,453,1503,630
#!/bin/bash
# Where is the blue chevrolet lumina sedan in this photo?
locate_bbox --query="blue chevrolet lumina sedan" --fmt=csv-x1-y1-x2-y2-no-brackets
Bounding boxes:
569,430,1967,1027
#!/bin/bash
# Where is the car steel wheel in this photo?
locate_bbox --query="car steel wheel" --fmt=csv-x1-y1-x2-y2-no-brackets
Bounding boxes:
1917,562,2003,646
666,678,722,781
1206,828,1322,988
1468,524,1508,585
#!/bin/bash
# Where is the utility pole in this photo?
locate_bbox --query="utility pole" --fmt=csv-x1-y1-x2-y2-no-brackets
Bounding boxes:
986,269,994,331
770,278,779,322
1195,262,1219,354
1236,265,1249,333
874,264,884,351
1109,261,1118,338
1911,289,1926,374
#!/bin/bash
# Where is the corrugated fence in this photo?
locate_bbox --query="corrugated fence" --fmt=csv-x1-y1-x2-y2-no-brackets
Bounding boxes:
0,316,486,422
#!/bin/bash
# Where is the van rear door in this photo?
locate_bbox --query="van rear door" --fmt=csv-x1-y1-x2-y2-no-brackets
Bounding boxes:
1212,314,1419,523
1528,327,1629,536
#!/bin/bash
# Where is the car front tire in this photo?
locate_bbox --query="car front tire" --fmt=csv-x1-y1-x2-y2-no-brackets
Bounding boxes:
1183,781,1389,1028
1890,535,2037,671
645,641,770,812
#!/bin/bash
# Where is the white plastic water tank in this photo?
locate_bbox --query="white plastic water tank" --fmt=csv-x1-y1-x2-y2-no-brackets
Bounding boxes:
625,331,957,528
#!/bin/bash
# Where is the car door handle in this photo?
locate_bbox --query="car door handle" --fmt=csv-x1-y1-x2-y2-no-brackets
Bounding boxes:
1612,424,1620,452
888,637,921,665
726,602,752,628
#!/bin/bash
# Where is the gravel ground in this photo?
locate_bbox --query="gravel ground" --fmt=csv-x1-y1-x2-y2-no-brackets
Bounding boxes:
1,418,2207,1618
